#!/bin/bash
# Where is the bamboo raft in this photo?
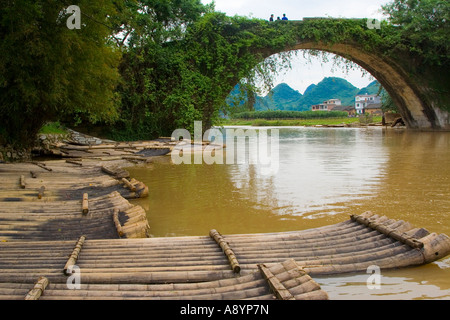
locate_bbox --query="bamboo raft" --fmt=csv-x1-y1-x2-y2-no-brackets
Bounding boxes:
0,160,149,201
45,138,177,160
0,160,150,241
44,137,225,160
0,258,327,300
0,212,448,300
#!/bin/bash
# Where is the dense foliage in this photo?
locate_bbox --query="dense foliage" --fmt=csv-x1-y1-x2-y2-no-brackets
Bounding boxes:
114,5,297,139
0,0,122,147
382,0,449,66
381,0,449,112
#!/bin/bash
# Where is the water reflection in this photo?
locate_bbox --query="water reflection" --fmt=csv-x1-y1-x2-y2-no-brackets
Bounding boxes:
244,127,389,219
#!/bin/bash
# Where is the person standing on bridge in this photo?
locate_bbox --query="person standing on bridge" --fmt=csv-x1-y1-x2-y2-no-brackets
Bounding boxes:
282,14,288,20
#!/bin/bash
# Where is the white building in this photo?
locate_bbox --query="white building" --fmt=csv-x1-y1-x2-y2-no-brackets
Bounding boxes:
311,99,342,111
355,94,381,114
325,99,341,106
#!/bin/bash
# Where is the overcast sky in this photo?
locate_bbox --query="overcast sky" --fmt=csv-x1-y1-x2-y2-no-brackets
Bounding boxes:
201,0,391,93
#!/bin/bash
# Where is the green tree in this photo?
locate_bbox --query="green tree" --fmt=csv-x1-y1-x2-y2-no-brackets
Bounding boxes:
115,5,296,138
112,0,211,139
382,0,449,66
0,0,122,148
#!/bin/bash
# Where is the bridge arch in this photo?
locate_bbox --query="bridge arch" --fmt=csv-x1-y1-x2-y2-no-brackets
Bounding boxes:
252,36,449,130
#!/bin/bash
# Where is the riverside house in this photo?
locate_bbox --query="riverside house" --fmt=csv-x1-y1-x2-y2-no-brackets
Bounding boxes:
355,94,381,114
311,99,342,111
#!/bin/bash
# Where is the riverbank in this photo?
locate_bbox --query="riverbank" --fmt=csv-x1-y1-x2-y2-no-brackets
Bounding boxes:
221,116,384,127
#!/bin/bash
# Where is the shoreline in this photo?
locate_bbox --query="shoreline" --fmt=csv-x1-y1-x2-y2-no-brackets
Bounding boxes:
219,116,385,128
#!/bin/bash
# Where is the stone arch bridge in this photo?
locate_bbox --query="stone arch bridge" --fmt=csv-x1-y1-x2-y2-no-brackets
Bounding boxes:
246,19,449,130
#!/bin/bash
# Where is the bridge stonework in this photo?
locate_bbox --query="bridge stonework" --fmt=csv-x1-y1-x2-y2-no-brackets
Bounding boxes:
253,21,449,131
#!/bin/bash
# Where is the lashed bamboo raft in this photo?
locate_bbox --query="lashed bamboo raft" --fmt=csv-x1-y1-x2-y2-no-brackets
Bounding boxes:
0,259,327,300
0,160,150,240
0,160,149,201
0,212,448,299
41,130,224,160
44,137,177,160
45,137,224,160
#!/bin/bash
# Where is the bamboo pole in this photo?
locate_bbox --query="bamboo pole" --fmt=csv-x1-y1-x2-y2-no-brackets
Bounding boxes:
136,185,149,198
113,209,124,237
82,193,89,215
420,233,450,263
38,186,45,199
286,279,321,296
121,156,147,162
32,162,52,172
294,290,329,300
121,178,136,192
101,165,130,179
64,235,86,275
66,160,83,166
209,229,241,273
61,143,173,151
24,277,49,300
66,270,236,284
19,175,26,189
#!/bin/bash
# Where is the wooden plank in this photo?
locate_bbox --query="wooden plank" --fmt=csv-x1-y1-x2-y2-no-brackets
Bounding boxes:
350,213,424,249
257,264,295,300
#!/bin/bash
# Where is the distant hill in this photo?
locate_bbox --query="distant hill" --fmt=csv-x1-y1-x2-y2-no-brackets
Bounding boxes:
255,83,303,110
227,77,381,112
356,80,381,96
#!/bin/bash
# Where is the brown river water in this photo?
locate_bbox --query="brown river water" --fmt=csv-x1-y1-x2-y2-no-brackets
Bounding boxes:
127,126,450,300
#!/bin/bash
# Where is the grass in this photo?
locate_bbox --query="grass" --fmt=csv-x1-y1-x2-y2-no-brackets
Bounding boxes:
39,122,68,135
220,116,382,127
